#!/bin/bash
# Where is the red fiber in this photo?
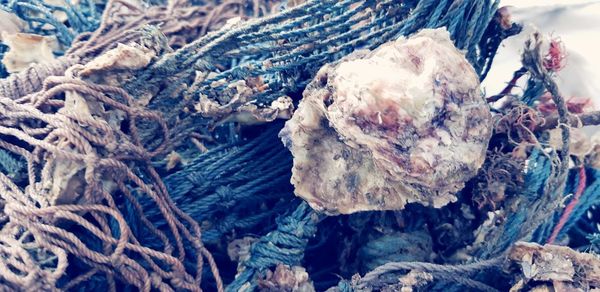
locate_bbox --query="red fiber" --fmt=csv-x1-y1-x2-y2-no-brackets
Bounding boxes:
543,38,567,72
547,166,587,244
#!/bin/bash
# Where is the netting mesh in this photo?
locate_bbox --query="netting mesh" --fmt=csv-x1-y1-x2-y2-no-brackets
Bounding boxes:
0,0,292,290
131,0,498,130
0,77,225,290
2,0,589,291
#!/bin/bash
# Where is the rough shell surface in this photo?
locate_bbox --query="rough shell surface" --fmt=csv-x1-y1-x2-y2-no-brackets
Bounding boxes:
280,28,492,215
507,242,600,289
1,32,57,73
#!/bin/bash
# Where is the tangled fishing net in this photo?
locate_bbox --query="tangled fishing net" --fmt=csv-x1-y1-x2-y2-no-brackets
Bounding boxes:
1,0,600,291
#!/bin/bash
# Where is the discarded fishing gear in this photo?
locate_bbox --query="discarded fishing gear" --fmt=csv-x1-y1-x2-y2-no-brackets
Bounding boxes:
1,0,600,291
126,0,501,146
0,0,282,100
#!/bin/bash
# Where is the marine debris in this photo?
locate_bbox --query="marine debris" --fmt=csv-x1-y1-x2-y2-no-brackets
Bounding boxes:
0,0,599,291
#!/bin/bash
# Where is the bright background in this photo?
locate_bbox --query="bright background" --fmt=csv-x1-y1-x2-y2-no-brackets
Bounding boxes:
483,0,600,105
500,0,597,7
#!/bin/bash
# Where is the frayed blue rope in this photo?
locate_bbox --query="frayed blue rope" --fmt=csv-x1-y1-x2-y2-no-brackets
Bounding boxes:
521,78,546,107
532,168,600,243
226,201,321,292
476,149,554,258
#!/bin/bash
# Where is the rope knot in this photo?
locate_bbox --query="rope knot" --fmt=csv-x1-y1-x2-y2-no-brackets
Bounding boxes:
150,272,163,288
215,186,236,209
110,254,124,268
169,276,185,288
83,154,100,167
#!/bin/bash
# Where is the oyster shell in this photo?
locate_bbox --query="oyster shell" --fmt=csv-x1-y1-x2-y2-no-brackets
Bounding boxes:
280,28,492,214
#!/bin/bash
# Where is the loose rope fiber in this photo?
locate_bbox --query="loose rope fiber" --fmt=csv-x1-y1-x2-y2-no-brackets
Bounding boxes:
3,0,588,291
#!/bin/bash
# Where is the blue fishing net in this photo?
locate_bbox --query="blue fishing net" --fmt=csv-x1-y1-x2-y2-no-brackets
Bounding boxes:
131,0,501,134
1,0,103,45
1,0,598,291
126,0,515,289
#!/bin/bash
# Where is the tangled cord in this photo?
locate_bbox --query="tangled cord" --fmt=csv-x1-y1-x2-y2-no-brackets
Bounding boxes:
355,256,504,292
0,0,281,101
128,0,499,128
4,0,579,291
0,74,223,290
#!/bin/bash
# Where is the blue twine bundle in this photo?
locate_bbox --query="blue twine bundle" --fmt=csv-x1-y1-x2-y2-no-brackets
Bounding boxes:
532,167,600,244
136,125,294,248
226,201,320,292
139,0,503,127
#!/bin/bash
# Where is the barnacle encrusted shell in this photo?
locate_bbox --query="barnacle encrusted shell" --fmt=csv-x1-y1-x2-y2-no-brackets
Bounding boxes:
280,28,492,215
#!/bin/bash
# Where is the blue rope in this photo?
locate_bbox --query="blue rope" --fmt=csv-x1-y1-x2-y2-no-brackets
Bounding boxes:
226,201,320,292
475,149,554,258
138,0,501,122
0,149,25,181
532,168,600,243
